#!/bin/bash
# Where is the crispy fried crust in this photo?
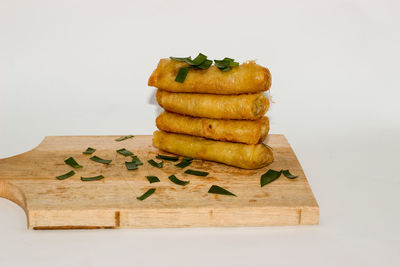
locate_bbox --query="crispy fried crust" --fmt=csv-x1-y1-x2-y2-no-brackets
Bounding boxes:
156,90,269,120
148,59,271,95
156,111,269,145
152,130,274,169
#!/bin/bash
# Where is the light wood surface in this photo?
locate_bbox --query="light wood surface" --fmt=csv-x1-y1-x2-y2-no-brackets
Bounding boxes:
0,135,318,229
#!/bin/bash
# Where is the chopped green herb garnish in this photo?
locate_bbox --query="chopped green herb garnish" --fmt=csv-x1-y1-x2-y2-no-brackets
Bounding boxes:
56,170,75,180
131,155,143,165
64,157,83,168
220,66,232,72
170,53,208,67
82,147,96,155
116,148,133,157
81,175,104,181
183,157,193,161
170,54,239,82
137,188,156,201
214,57,239,71
168,175,189,186
190,53,207,65
223,57,239,67
90,156,112,164
195,59,213,69
208,185,236,197
148,159,164,168
260,169,282,187
214,59,230,69
146,176,160,183
175,67,189,83
125,161,138,170
115,135,134,142
175,158,193,168
184,169,209,177
170,53,214,82
282,170,298,179
169,56,192,62
156,154,179,162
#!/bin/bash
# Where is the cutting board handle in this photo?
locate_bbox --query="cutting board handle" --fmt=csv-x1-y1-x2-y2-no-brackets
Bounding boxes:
0,180,27,212
0,141,38,214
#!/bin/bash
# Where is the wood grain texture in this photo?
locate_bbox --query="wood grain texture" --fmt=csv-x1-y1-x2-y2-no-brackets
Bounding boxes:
0,135,318,229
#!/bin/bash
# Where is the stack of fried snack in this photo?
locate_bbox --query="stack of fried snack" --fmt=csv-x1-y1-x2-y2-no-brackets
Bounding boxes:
148,57,273,169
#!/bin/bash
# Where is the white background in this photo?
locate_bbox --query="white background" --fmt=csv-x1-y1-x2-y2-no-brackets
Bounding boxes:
1,0,399,266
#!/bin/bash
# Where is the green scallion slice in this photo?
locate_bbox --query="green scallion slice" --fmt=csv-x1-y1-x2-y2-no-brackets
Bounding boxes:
171,54,213,82
64,157,83,168
137,188,156,201
214,59,230,69
170,56,192,62
125,161,138,170
116,148,133,157
171,54,238,81
175,158,193,168
260,169,282,187
175,67,189,83
148,159,164,168
168,175,189,186
171,53,208,67
208,185,236,196
56,170,75,180
184,169,209,177
190,53,207,65
131,155,143,165
196,59,213,69
223,57,234,61
90,156,112,164
282,170,298,179
81,175,104,181
214,58,239,71
223,57,239,67
82,147,96,155
156,154,179,162
146,176,160,183
115,135,134,142
221,66,232,72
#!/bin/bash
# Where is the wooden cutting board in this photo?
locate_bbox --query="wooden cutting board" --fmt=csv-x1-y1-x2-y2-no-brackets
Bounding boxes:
0,135,318,229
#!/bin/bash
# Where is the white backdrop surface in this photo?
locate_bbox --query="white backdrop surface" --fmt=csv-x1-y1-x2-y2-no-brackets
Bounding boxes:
1,0,399,266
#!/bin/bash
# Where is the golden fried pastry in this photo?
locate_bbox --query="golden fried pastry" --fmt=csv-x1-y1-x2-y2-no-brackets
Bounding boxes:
156,111,269,145
152,130,274,169
148,59,271,95
156,90,269,120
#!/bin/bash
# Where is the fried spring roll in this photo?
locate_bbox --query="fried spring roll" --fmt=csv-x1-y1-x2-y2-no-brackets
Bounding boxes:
156,90,269,120
148,59,271,95
156,111,269,145
152,131,274,169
